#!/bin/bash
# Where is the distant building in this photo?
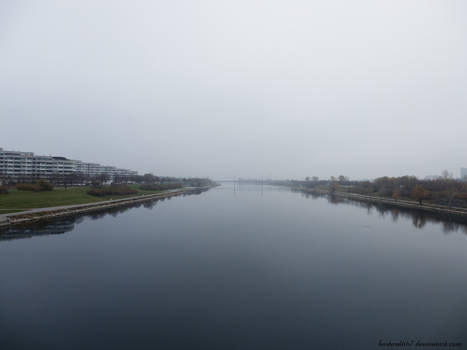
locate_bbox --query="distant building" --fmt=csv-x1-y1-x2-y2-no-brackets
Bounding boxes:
0,147,137,181
461,168,467,181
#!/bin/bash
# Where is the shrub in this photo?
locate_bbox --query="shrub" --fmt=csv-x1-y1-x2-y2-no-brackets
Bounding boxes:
87,185,138,197
16,183,40,191
37,179,54,191
16,180,54,192
0,185,8,194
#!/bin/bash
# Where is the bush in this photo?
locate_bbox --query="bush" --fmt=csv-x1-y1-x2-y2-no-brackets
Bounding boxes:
37,179,54,191
16,183,39,191
87,185,138,197
139,183,182,191
16,180,54,192
0,185,8,194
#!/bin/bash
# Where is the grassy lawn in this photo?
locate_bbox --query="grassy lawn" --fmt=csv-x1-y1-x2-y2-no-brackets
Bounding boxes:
0,185,163,213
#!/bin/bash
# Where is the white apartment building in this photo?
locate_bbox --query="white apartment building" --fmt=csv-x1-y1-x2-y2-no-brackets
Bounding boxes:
0,147,137,180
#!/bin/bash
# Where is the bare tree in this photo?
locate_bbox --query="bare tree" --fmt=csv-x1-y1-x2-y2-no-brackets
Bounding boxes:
441,170,453,180
338,175,348,183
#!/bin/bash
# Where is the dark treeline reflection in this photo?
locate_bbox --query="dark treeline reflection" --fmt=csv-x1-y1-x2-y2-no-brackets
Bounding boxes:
0,188,209,241
298,190,467,234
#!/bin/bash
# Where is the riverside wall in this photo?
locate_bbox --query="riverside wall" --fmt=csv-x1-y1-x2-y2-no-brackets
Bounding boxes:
298,188,467,220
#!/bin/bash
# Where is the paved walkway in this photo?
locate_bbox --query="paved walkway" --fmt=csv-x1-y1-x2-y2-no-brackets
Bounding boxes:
0,208,32,211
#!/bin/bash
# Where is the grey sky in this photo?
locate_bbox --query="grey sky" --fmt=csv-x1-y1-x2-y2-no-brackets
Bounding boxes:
1,0,466,180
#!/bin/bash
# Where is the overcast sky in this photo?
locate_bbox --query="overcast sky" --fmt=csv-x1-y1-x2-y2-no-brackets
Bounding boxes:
1,0,466,180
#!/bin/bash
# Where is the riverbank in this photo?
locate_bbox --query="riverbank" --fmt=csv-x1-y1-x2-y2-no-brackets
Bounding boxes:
0,186,214,228
297,187,467,220
0,184,164,214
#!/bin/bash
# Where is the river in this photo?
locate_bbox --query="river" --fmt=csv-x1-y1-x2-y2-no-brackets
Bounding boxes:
1,183,466,349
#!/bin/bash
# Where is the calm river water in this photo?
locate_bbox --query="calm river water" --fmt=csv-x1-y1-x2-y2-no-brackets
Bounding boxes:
1,183,467,349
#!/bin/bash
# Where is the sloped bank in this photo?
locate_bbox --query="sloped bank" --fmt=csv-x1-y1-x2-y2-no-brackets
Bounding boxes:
0,187,213,228
298,188,467,221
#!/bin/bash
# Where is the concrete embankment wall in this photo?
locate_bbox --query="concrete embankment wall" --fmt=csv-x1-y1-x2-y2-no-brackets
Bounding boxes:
301,188,467,220
0,189,196,228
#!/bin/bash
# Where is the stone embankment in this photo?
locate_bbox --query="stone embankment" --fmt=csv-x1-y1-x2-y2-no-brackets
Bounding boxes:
0,187,209,228
300,188,467,220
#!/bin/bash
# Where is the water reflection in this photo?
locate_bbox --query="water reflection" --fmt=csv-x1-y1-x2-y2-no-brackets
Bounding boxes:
0,188,210,241
2,184,467,349
0,219,78,241
298,190,467,234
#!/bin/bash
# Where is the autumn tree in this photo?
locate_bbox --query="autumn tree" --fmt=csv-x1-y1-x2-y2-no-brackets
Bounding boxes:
412,185,429,205
329,182,338,194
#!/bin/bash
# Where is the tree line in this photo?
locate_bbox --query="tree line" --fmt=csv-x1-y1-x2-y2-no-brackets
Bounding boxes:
0,172,215,188
0,172,216,195
275,171,467,208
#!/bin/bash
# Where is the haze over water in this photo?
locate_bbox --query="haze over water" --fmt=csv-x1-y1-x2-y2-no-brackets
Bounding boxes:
1,184,466,349
2,1,466,179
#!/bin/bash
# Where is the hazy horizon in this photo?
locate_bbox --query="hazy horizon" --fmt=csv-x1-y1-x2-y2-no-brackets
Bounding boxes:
1,0,466,180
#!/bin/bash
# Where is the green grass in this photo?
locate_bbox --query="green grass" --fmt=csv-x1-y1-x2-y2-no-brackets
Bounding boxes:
0,185,164,213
